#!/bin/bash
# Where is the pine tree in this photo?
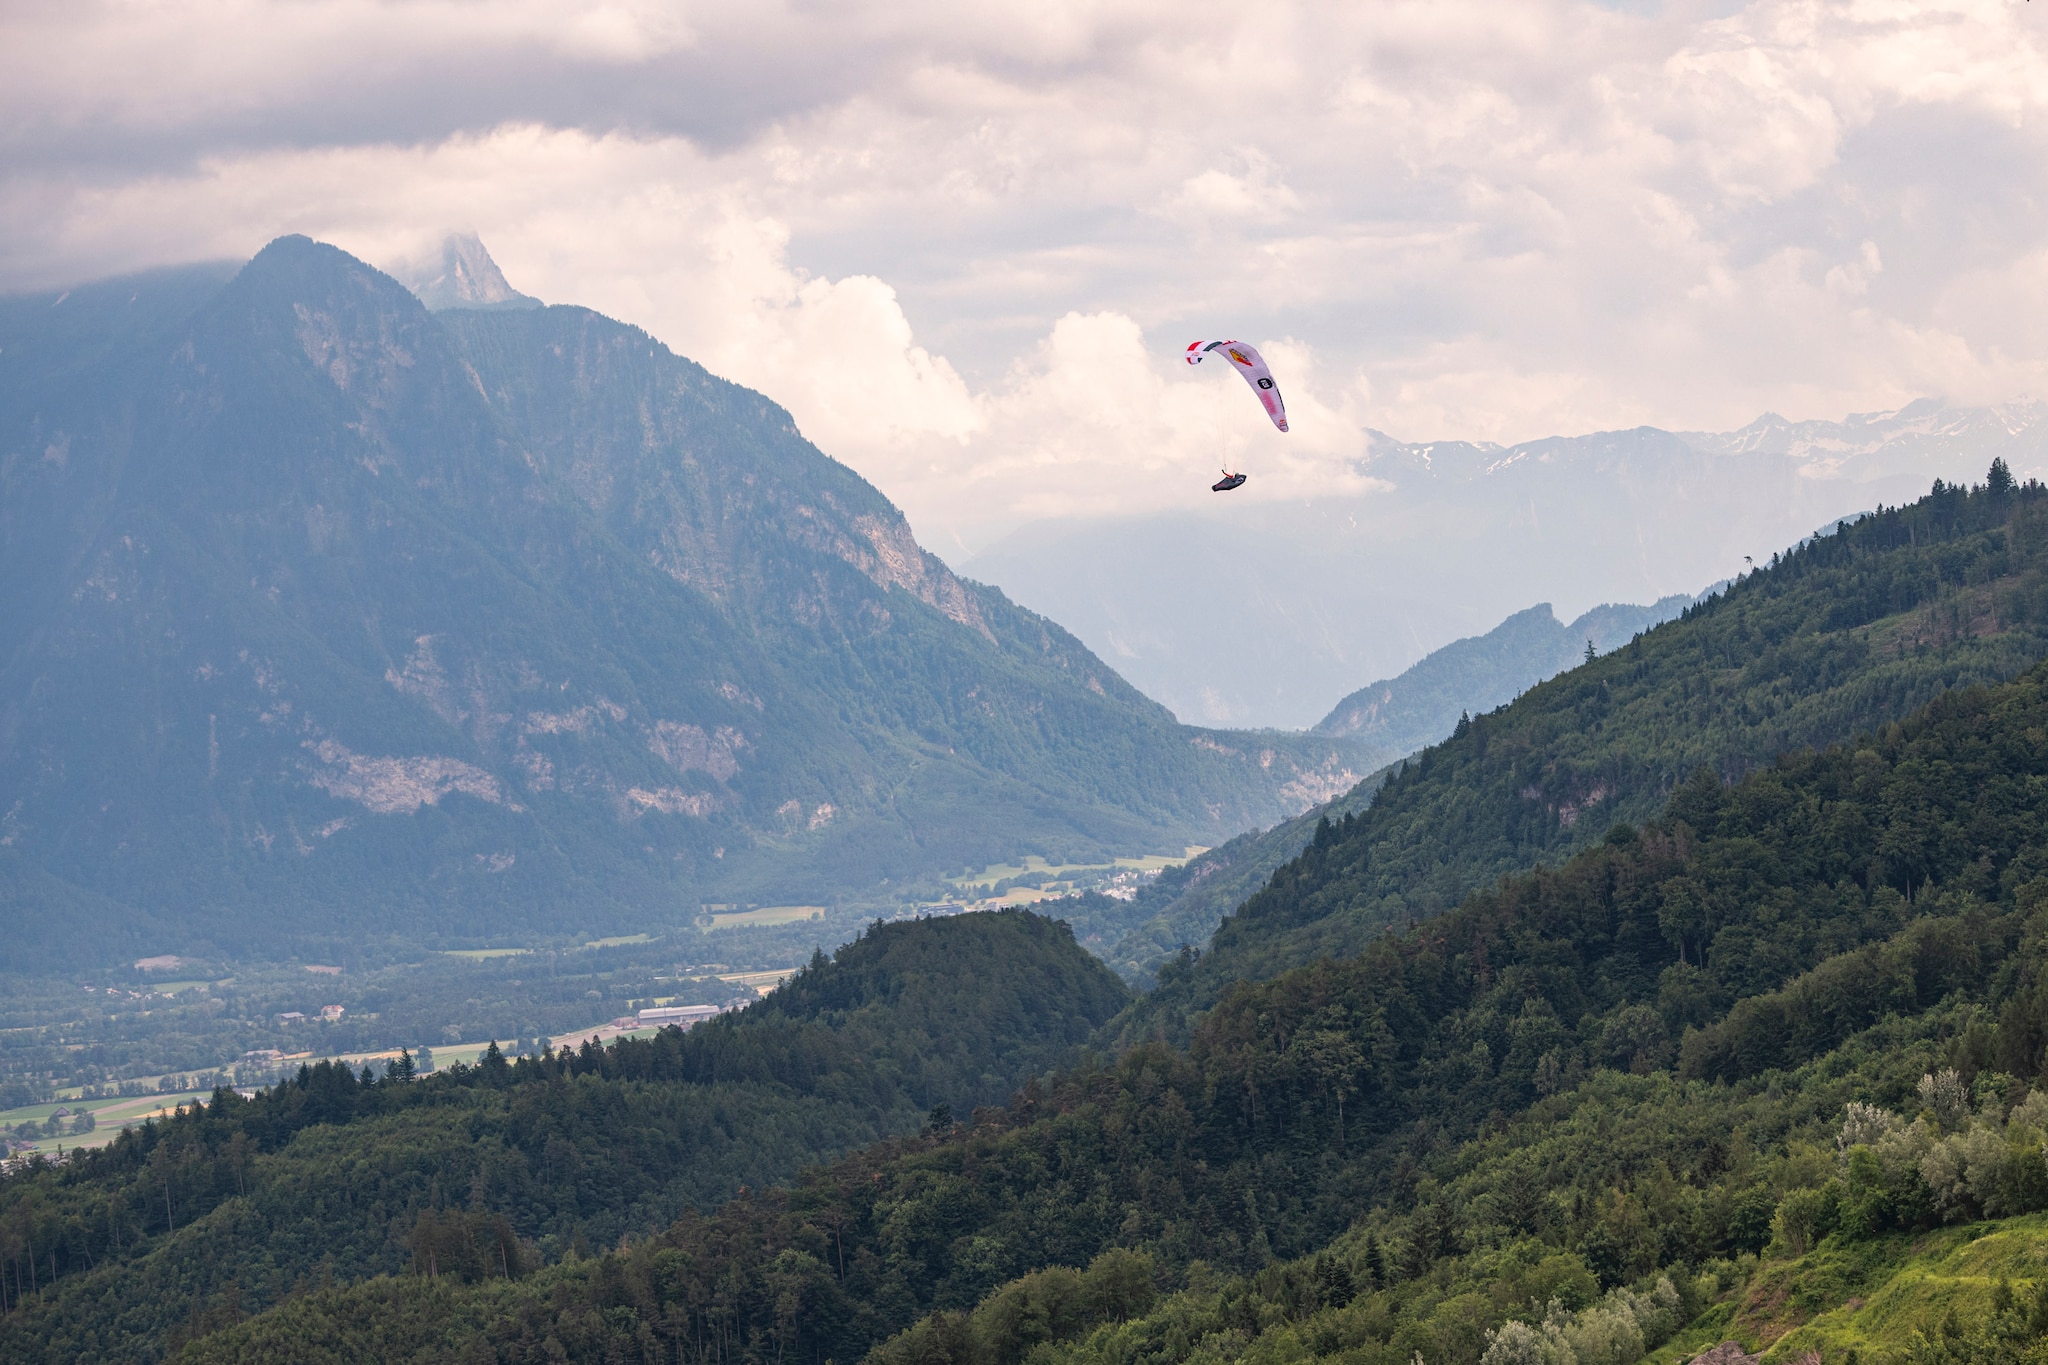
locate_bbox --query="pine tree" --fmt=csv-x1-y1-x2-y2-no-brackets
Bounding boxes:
1362,1233,1386,1287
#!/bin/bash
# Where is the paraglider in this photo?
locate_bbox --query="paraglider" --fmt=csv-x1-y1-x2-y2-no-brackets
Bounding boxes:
1185,339,1288,433
1212,470,1247,492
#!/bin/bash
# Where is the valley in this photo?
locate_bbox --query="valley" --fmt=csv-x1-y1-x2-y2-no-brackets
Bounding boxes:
0,240,1373,976
12,0,2048,1360
9,243,2048,1365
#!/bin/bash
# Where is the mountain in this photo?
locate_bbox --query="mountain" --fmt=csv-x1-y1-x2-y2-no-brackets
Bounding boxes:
142,649,2048,1365
963,404,2048,728
1048,594,1695,982
1115,474,2048,1037
1312,595,1696,750
388,231,543,312
0,237,1369,970
1680,396,2048,476
0,909,1130,1362
1081,480,2039,1002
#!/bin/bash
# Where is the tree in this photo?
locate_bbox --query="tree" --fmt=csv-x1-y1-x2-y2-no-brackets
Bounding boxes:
1292,1029,1368,1145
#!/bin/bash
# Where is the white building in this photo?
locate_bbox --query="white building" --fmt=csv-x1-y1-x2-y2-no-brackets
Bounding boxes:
637,1004,726,1027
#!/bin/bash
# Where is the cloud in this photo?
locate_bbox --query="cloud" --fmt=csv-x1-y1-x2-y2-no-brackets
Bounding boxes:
7,0,2048,546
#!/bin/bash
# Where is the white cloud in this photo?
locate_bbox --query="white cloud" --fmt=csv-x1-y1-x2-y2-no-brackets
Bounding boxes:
7,0,2048,546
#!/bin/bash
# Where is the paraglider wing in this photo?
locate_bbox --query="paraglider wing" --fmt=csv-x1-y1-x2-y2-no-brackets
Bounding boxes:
1185,339,1288,433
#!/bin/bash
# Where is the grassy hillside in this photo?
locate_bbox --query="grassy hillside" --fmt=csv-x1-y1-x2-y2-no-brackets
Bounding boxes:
0,910,1125,1363
1119,471,2048,1039
116,652,2048,1365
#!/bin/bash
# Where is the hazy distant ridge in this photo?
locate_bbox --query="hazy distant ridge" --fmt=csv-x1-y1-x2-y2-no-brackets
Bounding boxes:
964,398,2048,729
1313,594,1695,750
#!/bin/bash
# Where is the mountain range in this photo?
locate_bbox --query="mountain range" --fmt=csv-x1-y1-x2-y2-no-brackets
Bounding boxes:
15,474,2048,1365
964,400,2048,728
0,237,1368,970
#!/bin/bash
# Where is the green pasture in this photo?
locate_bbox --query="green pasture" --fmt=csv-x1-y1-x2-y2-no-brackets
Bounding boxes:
704,905,825,928
3,1088,222,1157
947,847,1206,892
1705,1215,2048,1361
718,968,797,991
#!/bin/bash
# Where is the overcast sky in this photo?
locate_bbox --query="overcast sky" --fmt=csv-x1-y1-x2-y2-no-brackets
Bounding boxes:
6,0,2047,550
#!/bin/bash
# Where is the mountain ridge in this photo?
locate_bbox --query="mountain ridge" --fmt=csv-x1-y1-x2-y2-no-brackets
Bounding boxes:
0,237,1369,970
1311,594,1696,746
1052,590,1698,983
1109,473,2048,1040
116,641,2048,1365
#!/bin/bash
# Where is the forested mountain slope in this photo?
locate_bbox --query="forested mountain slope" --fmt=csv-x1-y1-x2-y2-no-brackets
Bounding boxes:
137,652,2048,1364
1078,595,1692,983
0,238,1367,968
0,910,1125,1363
1118,473,2048,1038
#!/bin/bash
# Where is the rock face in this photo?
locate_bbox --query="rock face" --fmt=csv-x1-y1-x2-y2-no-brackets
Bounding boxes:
0,237,1370,968
391,233,542,312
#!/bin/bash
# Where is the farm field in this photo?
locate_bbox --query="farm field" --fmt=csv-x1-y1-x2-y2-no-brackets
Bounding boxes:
974,885,1080,908
936,849,1210,917
1,1087,221,1158
1,1026,640,1162
717,968,798,991
947,848,1205,893
703,905,825,928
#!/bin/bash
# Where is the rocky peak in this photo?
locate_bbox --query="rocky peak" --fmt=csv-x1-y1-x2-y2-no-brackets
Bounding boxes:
392,233,543,313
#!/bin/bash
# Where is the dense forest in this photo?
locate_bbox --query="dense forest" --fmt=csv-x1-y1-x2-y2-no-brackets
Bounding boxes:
158,640,2048,1363
0,911,1126,1362
127,568,2048,1361
17,471,2048,1365
1119,469,2048,1038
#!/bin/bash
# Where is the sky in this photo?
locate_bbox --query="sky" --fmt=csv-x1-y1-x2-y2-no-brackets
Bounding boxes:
6,0,2048,553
